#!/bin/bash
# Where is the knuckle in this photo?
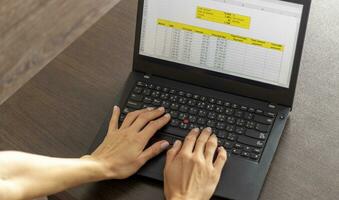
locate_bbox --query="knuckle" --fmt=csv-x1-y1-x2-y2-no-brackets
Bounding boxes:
180,152,191,159
127,111,138,118
138,114,150,122
206,139,217,147
136,158,146,166
185,135,195,142
149,120,158,127
219,152,227,160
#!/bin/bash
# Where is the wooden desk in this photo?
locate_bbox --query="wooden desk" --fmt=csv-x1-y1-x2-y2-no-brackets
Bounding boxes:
1,0,339,199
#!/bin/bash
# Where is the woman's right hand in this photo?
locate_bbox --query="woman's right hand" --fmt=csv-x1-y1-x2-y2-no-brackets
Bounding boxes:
164,128,227,200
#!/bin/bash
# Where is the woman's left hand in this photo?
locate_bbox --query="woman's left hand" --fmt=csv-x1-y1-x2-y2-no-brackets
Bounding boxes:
87,106,171,180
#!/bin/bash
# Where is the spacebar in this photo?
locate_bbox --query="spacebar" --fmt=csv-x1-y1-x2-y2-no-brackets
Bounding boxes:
161,126,189,138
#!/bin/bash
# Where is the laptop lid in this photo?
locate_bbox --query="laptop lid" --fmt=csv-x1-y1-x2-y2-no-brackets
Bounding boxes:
133,0,311,108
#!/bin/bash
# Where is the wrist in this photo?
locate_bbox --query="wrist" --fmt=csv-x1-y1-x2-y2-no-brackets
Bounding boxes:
80,155,114,181
167,194,194,200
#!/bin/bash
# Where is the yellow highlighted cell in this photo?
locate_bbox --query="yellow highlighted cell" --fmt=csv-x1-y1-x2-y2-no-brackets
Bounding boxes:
157,19,284,51
196,6,251,29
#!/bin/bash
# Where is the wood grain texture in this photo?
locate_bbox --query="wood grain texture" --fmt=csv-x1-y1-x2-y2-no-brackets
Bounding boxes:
0,0,338,200
0,0,121,105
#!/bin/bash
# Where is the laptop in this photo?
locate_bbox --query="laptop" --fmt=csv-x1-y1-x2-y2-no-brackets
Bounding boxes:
90,0,311,199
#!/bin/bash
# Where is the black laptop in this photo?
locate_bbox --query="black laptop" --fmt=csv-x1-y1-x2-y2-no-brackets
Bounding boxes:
90,0,311,199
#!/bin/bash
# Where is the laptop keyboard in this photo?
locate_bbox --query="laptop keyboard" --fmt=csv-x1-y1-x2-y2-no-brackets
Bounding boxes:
120,81,277,162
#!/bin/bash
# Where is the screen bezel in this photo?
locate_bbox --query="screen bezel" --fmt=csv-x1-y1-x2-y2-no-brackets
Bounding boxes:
132,0,311,108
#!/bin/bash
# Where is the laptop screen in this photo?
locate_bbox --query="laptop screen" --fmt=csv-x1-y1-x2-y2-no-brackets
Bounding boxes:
139,0,303,88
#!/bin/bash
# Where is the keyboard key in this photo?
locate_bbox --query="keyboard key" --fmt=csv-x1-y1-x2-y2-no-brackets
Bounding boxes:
198,110,207,117
155,86,162,91
188,107,198,115
235,127,246,134
248,108,255,113
216,99,223,105
245,129,267,140
240,106,248,111
255,123,270,132
255,109,264,114
142,89,151,96
224,141,233,149
193,94,200,100
207,112,216,119
162,126,189,138
226,117,236,124
244,112,254,120
250,153,260,160
170,119,180,127
188,115,197,123
148,84,154,89
227,133,237,141
234,143,243,149
235,110,243,117
179,105,189,113
225,108,234,115
179,122,189,129
216,122,226,130
178,91,185,96
265,112,276,118
232,104,239,109
216,130,227,138
206,120,216,128
133,86,143,94
238,136,264,147
170,103,179,110
244,146,252,152
241,151,250,157
226,125,235,132
127,101,142,109
178,113,188,120
197,118,207,125
254,115,274,125
217,114,226,122
169,111,178,118
232,148,241,155
136,81,146,87
252,148,261,154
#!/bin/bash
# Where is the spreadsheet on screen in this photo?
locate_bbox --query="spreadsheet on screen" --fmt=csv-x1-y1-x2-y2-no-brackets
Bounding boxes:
139,0,303,88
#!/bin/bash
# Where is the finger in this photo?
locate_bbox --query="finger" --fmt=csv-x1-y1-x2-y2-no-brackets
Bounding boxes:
131,107,166,131
214,147,227,172
205,134,218,163
180,128,200,153
194,127,212,155
137,140,170,166
108,106,120,132
120,108,153,129
166,140,182,163
140,113,171,140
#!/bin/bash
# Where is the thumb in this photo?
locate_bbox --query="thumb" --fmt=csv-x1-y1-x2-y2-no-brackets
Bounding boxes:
137,140,170,165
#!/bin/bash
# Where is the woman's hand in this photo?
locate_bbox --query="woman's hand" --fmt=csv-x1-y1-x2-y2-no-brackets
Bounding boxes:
164,128,227,200
87,106,171,180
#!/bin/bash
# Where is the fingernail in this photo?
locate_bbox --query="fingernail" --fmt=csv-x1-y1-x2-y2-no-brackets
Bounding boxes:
147,107,154,111
164,113,171,118
161,141,170,149
158,107,165,111
206,127,212,133
218,146,224,151
113,105,119,111
173,140,181,147
192,128,200,132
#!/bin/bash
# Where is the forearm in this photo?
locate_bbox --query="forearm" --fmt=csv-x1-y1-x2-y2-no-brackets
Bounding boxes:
0,151,105,200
